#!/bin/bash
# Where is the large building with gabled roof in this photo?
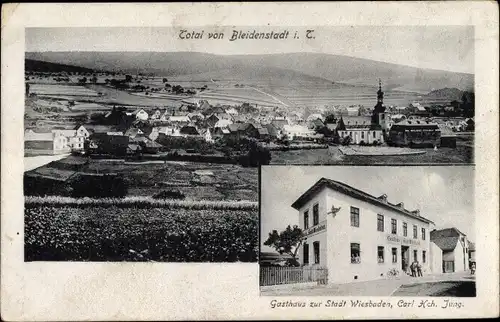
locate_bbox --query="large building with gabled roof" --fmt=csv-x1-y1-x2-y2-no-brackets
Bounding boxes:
291,177,437,284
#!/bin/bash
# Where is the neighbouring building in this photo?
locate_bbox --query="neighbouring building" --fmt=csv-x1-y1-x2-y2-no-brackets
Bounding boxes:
388,120,441,147
131,108,149,121
430,228,471,273
292,178,435,284
282,124,316,140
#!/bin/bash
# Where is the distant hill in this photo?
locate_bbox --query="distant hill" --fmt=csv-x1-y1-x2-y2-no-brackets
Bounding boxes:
425,87,466,101
25,52,474,92
25,59,96,74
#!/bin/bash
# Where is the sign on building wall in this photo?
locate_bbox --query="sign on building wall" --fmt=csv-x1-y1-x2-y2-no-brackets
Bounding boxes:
386,234,421,246
303,221,326,237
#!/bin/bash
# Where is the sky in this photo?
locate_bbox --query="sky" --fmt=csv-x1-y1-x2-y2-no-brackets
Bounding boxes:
25,26,474,73
260,166,475,253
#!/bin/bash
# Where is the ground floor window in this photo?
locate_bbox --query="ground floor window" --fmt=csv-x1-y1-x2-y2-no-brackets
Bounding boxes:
351,243,360,264
303,243,309,265
422,250,426,263
392,248,397,263
313,242,320,264
413,250,418,262
377,246,384,263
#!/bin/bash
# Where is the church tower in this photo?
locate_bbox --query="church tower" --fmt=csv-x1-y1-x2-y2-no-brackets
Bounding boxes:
372,79,387,130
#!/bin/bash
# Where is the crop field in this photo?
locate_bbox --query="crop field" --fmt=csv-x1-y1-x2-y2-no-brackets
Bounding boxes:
30,84,100,97
25,199,258,262
80,159,259,201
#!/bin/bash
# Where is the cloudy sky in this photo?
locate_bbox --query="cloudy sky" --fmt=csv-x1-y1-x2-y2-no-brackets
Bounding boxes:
26,26,474,73
260,166,475,252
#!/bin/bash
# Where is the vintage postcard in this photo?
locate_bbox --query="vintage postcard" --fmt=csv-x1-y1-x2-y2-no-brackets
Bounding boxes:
1,2,498,321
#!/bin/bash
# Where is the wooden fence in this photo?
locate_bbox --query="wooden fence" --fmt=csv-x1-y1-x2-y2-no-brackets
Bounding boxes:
260,266,328,286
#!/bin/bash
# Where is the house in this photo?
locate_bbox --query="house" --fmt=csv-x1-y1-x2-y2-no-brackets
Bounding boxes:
282,124,316,140
124,127,144,138
271,119,289,131
306,113,325,123
160,110,172,122
132,108,149,121
226,123,268,140
287,112,304,124
179,125,200,137
187,112,204,122
201,128,214,143
25,130,70,155
150,109,162,120
88,133,129,155
388,120,441,147
168,115,191,126
264,124,282,140
52,129,85,151
408,102,429,116
74,125,90,138
308,118,325,130
430,228,471,273
336,116,384,144
131,136,163,154
197,100,211,110
292,178,435,283
212,127,230,139
215,119,233,128
346,106,360,116
225,107,239,115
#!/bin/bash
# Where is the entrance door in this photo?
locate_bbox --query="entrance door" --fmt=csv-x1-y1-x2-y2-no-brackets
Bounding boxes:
401,246,410,272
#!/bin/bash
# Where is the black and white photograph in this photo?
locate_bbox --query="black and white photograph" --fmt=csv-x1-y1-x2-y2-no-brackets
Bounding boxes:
260,166,476,297
3,2,497,320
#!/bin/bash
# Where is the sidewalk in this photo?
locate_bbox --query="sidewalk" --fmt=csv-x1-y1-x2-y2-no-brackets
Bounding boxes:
260,271,475,296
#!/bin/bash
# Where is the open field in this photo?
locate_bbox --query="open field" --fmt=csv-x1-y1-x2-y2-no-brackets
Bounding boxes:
40,158,259,201
271,139,473,165
30,83,100,97
25,201,258,262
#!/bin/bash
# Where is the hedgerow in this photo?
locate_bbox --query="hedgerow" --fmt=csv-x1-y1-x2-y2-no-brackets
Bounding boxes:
25,195,258,210
25,205,258,262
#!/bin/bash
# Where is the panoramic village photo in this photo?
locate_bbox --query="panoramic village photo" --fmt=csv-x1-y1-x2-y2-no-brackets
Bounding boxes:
259,166,476,297
23,26,474,262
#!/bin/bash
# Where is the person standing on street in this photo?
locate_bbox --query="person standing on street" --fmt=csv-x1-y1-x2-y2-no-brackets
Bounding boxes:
410,261,416,277
417,261,423,277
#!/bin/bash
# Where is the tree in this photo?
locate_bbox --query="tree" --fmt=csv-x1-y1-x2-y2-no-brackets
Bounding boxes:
263,225,304,260
162,78,168,83
125,74,133,82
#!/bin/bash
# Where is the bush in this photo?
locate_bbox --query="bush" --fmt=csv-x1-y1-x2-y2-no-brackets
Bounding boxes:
24,204,258,262
152,190,186,200
372,140,380,146
359,140,366,146
341,136,352,146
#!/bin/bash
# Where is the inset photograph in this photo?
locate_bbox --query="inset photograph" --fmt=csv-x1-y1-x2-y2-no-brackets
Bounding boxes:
260,166,475,296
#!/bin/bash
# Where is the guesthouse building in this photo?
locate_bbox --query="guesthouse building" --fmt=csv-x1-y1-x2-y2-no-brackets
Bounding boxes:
292,178,436,284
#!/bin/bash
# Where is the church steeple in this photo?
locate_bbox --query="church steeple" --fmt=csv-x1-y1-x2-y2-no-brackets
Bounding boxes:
377,78,384,104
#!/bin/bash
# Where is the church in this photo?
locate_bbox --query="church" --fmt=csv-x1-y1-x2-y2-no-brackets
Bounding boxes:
336,80,387,145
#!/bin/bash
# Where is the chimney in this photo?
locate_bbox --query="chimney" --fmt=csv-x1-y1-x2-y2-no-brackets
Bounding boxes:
411,209,420,216
396,202,404,209
377,194,388,202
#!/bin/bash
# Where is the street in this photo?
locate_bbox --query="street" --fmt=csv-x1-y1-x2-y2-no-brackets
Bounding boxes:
260,271,475,297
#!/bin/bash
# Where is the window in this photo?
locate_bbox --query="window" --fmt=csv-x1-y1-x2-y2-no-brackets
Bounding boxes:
391,219,397,234
313,242,320,264
303,211,309,229
373,131,376,137
413,225,418,239
361,131,365,139
422,250,426,264
421,228,426,240
377,214,384,232
392,248,398,263
313,204,319,226
350,206,360,227
349,131,352,136
303,243,309,265
351,243,360,264
377,246,384,263
403,223,408,237
413,250,418,262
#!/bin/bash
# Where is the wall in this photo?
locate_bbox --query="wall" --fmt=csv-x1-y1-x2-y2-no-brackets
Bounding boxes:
297,189,328,268
429,241,443,274
454,240,466,272
324,187,432,284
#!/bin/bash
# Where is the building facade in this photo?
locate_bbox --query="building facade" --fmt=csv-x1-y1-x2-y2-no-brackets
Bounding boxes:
430,228,471,273
292,178,435,284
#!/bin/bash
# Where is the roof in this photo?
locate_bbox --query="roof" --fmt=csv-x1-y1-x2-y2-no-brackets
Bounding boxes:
271,119,288,129
432,237,459,252
169,116,190,122
291,178,434,224
179,126,200,135
430,227,467,239
25,131,54,141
